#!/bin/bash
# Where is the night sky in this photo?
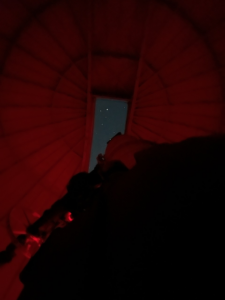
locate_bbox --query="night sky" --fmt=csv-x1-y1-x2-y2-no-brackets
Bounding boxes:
89,98,128,171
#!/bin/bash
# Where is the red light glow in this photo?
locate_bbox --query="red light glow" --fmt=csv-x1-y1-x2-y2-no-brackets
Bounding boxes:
65,212,74,222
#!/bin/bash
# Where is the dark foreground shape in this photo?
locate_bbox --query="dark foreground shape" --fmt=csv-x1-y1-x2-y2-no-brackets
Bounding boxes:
0,243,16,265
18,136,225,300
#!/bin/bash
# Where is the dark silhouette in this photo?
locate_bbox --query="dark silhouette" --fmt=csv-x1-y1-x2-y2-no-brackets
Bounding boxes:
0,159,128,266
26,171,103,239
18,135,225,300
0,170,103,265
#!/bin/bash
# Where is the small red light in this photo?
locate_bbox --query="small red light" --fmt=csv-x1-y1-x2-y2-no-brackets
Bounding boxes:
65,212,74,222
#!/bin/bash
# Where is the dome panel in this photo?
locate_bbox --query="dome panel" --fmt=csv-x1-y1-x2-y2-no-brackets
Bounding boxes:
0,0,27,37
37,1,88,59
92,0,147,56
92,55,137,97
0,77,53,106
4,47,59,88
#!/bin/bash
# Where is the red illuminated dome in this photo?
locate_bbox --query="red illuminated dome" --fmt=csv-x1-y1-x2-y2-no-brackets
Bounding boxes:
0,0,225,299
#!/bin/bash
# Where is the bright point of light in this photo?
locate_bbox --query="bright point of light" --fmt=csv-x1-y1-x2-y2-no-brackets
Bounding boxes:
106,108,108,110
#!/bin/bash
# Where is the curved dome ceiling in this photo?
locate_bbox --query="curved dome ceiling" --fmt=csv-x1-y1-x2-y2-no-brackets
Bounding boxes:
0,0,225,299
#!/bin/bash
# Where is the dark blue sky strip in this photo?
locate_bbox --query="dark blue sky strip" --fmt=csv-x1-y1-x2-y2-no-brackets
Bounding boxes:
89,98,128,171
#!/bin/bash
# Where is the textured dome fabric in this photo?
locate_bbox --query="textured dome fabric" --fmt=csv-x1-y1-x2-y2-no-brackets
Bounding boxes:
0,0,225,299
